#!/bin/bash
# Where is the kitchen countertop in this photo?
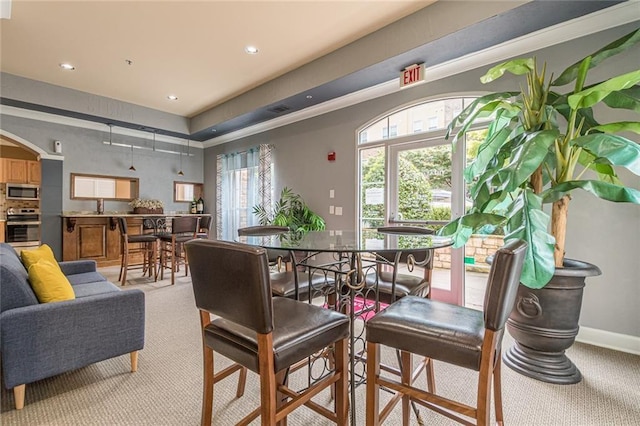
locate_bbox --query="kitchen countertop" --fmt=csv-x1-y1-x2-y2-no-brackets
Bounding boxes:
60,212,211,217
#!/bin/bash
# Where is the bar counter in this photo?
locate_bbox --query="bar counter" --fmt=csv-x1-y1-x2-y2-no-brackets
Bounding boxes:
61,212,211,266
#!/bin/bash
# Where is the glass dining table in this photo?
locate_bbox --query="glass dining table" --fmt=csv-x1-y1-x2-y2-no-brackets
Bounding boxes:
239,229,454,425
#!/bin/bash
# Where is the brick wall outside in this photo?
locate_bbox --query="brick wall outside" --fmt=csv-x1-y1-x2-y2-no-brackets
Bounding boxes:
433,234,504,272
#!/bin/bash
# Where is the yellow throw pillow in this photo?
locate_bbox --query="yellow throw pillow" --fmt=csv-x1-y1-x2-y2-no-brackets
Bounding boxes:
21,244,60,271
28,259,75,303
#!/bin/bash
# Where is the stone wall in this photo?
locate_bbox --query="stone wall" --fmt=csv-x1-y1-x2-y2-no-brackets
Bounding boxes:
433,234,504,272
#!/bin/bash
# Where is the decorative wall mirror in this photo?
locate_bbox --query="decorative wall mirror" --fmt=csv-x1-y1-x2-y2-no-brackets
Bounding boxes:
174,181,203,202
71,173,139,200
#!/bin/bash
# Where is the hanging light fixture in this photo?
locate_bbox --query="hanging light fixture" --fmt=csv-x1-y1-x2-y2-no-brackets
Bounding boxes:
129,143,136,171
178,139,185,176
108,123,113,145
152,130,156,152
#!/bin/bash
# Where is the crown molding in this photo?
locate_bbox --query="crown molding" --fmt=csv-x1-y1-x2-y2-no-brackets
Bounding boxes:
203,2,640,147
0,105,204,149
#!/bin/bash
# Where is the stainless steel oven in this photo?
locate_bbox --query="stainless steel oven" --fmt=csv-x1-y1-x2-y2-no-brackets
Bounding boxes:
6,184,40,201
5,208,41,248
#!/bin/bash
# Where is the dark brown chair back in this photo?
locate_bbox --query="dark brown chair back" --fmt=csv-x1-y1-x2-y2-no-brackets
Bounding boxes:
198,216,212,232
375,226,435,264
483,239,527,331
237,225,290,236
172,216,199,235
186,239,274,334
118,217,128,236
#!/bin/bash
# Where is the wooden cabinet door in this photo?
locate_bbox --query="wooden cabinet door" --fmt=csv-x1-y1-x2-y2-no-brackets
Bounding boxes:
0,221,5,243
1,159,27,183
27,161,41,184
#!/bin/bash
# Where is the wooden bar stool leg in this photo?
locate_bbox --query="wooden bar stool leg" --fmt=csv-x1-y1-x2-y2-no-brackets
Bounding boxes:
366,342,381,426
401,351,411,426
494,351,504,425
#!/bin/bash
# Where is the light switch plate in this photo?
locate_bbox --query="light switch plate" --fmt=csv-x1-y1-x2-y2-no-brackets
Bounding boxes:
329,205,335,214
329,189,335,198
335,206,343,216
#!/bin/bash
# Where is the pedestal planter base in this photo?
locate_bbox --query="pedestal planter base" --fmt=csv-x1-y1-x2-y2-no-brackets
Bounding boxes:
504,341,581,384
504,258,601,385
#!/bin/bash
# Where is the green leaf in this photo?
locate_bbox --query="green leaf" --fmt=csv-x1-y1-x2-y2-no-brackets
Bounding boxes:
572,134,640,175
602,85,640,112
543,180,640,204
552,28,640,86
464,124,512,181
503,190,555,288
437,213,505,248
568,70,640,110
498,130,559,191
480,58,535,84
588,121,640,135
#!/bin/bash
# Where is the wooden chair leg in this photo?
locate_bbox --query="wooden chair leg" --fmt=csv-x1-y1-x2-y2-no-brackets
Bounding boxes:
130,351,138,372
366,342,380,426
401,351,411,426
477,331,497,426
236,366,248,398
121,245,129,286
258,333,277,426
335,339,349,425
275,370,288,426
171,241,176,285
13,384,25,410
202,345,214,426
494,352,504,425
425,357,436,393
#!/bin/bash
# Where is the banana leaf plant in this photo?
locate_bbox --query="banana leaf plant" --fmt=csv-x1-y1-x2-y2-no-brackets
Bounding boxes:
439,28,640,289
253,187,326,235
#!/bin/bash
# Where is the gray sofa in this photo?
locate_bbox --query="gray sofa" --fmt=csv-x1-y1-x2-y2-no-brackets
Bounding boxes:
0,243,145,409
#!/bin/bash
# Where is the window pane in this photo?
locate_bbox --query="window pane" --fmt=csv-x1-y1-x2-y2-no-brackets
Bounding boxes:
359,146,386,238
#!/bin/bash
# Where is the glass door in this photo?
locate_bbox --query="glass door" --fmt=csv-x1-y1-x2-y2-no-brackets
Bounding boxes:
387,136,465,304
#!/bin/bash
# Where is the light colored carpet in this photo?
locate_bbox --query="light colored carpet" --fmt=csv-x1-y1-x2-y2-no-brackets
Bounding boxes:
2,266,640,425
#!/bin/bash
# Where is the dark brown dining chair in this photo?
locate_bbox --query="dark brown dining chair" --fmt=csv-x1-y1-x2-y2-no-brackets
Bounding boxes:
117,217,158,286
157,216,199,285
185,239,349,425
366,239,527,426
196,215,212,239
237,225,335,300
365,226,435,304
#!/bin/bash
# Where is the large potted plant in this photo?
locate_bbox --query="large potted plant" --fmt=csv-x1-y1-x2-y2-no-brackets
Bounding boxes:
253,187,326,234
440,28,640,384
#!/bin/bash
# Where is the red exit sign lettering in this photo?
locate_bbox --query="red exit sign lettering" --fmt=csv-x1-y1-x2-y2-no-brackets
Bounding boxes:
400,64,425,88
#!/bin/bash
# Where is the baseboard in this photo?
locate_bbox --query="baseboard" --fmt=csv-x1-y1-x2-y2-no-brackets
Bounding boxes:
576,327,640,355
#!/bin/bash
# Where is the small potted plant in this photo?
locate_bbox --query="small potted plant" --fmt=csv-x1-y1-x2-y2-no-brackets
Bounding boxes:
129,198,164,214
253,187,325,235
440,28,640,383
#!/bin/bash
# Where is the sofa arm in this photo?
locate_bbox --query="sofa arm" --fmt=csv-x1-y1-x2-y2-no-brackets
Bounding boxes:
58,260,98,275
0,289,145,390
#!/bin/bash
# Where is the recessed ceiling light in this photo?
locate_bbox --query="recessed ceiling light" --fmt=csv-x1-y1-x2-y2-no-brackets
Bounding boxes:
167,95,178,101
244,46,259,54
306,95,313,99
211,129,217,132
59,63,75,70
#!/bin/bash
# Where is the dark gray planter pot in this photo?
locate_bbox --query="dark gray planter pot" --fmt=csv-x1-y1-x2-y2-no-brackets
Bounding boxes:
502,259,601,385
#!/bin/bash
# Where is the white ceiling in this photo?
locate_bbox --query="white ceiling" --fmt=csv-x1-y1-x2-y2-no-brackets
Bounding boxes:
0,0,434,118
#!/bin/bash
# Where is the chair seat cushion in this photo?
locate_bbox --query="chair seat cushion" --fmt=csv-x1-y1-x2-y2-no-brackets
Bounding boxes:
270,271,335,298
204,297,349,373
71,280,121,298
156,233,193,243
126,234,158,243
365,271,428,299
366,296,485,371
66,271,111,286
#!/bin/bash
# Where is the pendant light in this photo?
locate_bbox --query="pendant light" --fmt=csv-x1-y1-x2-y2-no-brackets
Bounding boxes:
129,143,136,171
178,139,185,176
108,123,113,145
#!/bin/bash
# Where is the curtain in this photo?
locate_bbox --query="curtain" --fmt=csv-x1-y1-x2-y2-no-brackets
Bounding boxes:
216,145,272,241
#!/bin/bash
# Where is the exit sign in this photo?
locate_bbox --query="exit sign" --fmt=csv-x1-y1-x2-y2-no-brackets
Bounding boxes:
400,64,425,88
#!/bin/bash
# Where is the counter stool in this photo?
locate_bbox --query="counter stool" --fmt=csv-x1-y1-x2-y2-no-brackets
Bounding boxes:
365,239,527,426
186,239,349,426
196,215,212,239
117,217,158,286
157,216,199,285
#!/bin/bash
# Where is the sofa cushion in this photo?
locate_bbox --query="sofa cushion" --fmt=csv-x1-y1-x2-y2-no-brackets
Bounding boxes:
21,244,60,271
0,244,39,312
72,281,121,298
67,272,111,286
28,259,76,303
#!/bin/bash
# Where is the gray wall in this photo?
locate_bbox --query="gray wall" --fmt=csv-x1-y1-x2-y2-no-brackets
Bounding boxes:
0,115,205,256
205,24,640,337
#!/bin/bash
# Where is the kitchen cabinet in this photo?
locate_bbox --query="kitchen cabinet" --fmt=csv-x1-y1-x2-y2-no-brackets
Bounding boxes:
1,159,41,184
0,221,5,243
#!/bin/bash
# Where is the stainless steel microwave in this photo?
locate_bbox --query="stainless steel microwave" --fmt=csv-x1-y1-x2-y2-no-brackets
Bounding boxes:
6,184,40,200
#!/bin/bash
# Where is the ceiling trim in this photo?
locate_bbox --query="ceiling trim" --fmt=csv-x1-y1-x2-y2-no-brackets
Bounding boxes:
0,105,204,149
203,1,640,148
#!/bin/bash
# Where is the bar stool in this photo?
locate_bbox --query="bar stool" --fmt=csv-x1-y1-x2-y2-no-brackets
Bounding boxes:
157,216,199,285
196,215,212,239
117,217,158,286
